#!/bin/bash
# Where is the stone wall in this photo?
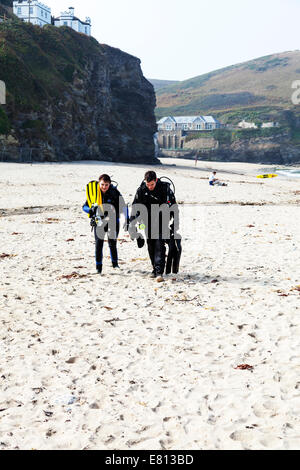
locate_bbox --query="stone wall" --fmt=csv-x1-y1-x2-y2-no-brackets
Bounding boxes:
184,137,218,150
157,130,184,149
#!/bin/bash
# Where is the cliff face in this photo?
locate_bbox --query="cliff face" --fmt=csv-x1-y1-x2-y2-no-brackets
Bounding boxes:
0,20,157,163
216,134,300,165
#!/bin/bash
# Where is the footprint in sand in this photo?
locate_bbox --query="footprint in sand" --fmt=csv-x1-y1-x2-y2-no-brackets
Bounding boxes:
259,436,283,449
252,401,279,418
230,429,256,442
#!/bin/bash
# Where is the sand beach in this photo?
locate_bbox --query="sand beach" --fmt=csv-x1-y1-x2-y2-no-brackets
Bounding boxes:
0,158,299,450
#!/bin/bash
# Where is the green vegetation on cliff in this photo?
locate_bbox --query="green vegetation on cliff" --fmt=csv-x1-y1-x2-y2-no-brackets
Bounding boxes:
0,18,105,111
148,79,180,91
0,16,157,162
0,105,10,134
0,0,13,8
185,127,284,146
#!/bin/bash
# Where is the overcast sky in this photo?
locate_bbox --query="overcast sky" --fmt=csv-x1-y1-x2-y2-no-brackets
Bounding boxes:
48,0,300,81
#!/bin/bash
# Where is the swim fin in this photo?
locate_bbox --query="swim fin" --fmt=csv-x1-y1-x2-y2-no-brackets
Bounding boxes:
86,180,104,217
86,181,98,207
172,238,182,274
165,238,182,275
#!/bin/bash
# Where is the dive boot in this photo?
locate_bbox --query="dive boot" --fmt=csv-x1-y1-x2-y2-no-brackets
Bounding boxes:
96,264,102,274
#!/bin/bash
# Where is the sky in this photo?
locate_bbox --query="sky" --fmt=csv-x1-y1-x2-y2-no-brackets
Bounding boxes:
47,0,300,81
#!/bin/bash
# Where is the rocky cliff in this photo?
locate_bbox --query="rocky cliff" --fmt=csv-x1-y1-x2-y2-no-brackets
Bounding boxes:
161,127,300,165
0,17,157,163
214,133,300,165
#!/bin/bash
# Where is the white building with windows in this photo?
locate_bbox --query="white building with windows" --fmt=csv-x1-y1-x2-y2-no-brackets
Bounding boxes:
13,1,51,27
13,3,92,36
54,7,91,36
261,121,280,128
157,116,221,131
238,120,258,129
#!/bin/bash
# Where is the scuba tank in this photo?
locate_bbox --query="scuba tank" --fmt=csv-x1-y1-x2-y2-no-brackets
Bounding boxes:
138,176,176,201
110,179,119,188
159,176,176,196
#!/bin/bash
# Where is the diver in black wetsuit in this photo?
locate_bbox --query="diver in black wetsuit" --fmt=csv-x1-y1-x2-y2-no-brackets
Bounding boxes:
83,174,127,274
130,171,177,281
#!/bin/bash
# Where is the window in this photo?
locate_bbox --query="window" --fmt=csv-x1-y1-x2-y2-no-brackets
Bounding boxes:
29,7,33,14
45,13,47,18
64,21,68,26
85,26,87,33
41,9,43,17
183,124,188,130
17,7,21,14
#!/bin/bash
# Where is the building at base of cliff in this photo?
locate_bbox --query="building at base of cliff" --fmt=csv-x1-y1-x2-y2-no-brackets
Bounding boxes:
157,116,222,132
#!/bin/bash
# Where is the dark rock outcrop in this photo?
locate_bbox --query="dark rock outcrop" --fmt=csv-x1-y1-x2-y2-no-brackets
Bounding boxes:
0,21,157,163
161,132,300,165
209,132,300,165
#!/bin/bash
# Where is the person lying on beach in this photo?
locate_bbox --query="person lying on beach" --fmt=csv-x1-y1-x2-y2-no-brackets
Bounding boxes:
209,171,227,186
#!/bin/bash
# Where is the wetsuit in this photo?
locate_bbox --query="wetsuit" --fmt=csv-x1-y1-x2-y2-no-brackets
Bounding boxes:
83,185,127,270
131,180,176,275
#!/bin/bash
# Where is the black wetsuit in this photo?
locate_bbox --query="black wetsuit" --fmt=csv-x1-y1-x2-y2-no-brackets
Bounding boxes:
131,180,176,275
83,185,126,269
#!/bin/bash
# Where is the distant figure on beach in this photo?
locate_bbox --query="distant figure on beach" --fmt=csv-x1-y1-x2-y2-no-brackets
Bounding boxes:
83,174,127,274
209,171,227,186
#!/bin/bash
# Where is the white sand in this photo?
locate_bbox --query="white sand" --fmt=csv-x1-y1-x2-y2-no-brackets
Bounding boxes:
0,158,299,450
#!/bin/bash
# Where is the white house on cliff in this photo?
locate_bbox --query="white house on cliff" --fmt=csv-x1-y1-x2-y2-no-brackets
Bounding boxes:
13,2,91,36
54,7,91,36
13,1,51,27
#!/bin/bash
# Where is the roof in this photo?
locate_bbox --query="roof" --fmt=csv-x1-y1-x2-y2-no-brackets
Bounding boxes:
13,0,51,11
54,16,91,25
173,116,203,124
202,116,220,123
157,116,176,124
55,10,91,25
157,116,219,124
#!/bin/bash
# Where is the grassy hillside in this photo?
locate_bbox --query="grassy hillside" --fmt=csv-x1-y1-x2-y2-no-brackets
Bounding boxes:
0,16,157,163
0,18,107,111
148,78,180,91
155,51,300,123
